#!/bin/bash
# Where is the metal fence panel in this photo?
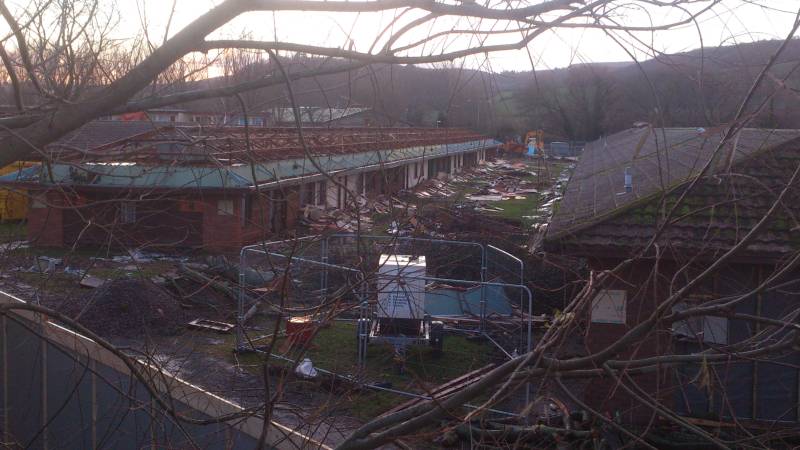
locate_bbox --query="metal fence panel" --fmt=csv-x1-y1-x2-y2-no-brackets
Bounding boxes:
0,291,315,450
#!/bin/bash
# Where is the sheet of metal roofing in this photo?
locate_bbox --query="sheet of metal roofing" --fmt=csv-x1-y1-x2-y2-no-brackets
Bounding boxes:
42,138,497,189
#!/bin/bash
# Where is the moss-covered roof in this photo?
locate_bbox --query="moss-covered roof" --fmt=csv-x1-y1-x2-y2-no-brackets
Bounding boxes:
546,126,800,260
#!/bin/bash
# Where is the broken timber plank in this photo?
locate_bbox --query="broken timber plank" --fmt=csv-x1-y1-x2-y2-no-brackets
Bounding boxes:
188,318,235,333
380,363,496,417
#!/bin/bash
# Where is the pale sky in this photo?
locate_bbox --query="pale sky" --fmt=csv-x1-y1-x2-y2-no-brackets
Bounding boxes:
13,0,800,72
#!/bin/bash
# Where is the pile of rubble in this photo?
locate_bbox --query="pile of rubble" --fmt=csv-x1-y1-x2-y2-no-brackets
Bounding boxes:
411,160,542,203
528,165,573,234
414,179,457,199
300,205,374,233
405,158,577,242
2,249,279,338
299,196,417,233
53,278,186,338
412,160,560,222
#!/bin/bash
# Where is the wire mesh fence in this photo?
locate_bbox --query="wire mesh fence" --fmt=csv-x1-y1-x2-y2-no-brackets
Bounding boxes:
238,234,532,359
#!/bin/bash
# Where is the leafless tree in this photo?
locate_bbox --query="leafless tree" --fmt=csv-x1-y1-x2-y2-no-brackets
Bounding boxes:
2,1,800,449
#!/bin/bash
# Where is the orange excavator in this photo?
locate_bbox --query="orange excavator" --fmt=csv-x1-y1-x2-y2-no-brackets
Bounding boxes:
503,130,544,156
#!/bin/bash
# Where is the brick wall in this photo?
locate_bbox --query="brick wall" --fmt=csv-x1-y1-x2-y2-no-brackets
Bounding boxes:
582,258,673,425
202,194,245,252
26,190,63,247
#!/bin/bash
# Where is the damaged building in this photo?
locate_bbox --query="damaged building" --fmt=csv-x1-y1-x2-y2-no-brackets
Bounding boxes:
545,126,800,424
3,124,497,251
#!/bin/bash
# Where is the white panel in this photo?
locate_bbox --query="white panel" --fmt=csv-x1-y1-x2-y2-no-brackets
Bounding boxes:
217,199,234,215
377,255,426,320
325,179,338,207
591,289,626,324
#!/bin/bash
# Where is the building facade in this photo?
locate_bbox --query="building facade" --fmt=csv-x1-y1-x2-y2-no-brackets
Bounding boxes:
545,126,800,425
8,125,496,251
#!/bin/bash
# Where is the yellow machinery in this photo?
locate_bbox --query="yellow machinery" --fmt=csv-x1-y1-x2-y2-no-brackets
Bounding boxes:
503,130,544,156
0,161,36,221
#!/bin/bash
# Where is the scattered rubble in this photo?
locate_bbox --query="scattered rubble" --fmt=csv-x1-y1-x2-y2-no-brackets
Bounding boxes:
91,250,189,264
188,318,235,333
35,256,62,273
0,240,29,253
79,275,106,289
417,159,573,238
299,196,417,233
414,179,457,199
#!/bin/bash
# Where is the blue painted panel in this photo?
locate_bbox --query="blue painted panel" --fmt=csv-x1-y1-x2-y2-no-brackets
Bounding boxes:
425,284,512,317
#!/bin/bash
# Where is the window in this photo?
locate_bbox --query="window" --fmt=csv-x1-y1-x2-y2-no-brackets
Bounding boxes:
316,181,327,206
217,199,234,215
357,173,365,195
591,289,626,324
119,202,136,224
301,183,315,206
413,162,418,178
672,302,728,345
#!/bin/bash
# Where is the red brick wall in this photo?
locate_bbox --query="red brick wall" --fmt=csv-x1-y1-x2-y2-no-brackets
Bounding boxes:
27,190,209,249
582,258,673,425
202,194,245,252
26,190,64,247
25,188,314,252
241,192,271,244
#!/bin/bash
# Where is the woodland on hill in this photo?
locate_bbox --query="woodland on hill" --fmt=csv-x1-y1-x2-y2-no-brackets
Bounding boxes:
3,38,800,142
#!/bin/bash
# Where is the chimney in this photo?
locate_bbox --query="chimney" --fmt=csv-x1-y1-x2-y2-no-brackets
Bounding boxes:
624,167,633,193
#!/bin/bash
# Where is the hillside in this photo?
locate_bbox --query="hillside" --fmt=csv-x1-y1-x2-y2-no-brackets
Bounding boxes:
183,38,800,140
3,39,799,140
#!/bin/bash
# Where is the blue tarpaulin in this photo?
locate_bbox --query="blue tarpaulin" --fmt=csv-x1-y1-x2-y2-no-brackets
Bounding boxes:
425,282,514,317
0,165,40,182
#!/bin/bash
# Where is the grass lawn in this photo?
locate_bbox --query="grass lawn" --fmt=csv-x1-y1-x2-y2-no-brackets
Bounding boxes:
483,194,542,224
304,321,491,419
197,319,492,420
0,221,26,243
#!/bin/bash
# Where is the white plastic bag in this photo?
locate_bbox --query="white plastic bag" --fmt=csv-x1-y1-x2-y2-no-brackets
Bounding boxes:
295,358,318,379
